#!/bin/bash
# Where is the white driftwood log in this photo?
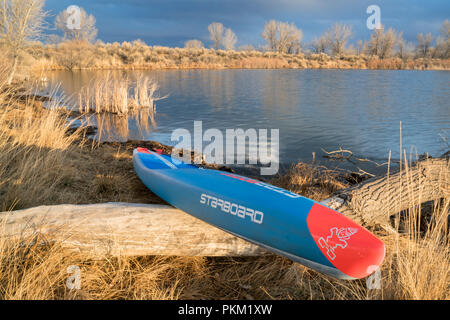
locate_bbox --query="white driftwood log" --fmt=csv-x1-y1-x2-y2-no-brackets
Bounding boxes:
0,203,267,258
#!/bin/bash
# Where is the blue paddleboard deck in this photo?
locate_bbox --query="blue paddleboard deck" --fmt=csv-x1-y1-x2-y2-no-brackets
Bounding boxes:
133,147,385,280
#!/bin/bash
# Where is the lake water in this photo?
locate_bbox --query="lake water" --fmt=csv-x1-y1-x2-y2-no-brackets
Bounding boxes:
44,69,450,174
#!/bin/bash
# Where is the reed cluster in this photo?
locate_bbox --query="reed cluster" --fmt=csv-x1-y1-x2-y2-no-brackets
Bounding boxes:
78,73,157,118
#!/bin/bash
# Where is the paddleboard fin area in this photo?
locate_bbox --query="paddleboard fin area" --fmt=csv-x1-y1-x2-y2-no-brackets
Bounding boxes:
133,147,385,280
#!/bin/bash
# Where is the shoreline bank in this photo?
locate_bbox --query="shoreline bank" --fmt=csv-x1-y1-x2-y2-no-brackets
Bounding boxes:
23,44,450,72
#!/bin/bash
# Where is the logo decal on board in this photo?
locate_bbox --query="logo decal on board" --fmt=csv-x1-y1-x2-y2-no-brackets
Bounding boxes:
318,227,359,260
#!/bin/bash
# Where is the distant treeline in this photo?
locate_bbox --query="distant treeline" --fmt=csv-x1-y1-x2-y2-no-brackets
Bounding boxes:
46,6,450,60
1,1,449,81
25,9,450,71
42,5,450,60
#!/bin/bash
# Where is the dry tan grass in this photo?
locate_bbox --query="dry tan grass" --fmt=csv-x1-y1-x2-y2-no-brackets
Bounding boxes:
0,69,448,300
1,200,447,300
270,162,350,201
0,85,81,211
0,78,160,209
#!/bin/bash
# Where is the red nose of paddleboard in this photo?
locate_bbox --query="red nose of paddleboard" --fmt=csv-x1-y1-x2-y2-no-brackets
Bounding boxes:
137,147,151,154
137,147,164,155
307,203,385,279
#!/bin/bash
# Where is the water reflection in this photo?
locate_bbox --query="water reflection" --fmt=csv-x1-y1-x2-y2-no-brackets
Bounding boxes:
77,108,157,142
46,69,450,168
261,70,300,116
46,71,159,141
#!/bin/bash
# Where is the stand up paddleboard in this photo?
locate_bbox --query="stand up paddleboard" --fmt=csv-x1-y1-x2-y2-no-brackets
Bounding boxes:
133,147,385,280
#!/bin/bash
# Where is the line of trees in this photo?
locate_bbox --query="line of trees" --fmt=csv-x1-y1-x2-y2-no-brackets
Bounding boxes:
304,21,449,59
1,0,449,83
185,19,449,60
364,23,449,59
261,20,302,54
273,20,450,60
185,22,238,50
208,22,237,50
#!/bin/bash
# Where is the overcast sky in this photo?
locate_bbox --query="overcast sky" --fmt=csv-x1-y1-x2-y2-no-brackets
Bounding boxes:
44,0,449,47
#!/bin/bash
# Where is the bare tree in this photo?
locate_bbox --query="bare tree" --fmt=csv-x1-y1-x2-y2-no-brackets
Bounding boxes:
396,32,416,60
442,19,450,38
55,40,94,71
0,0,47,84
278,22,302,54
437,20,450,58
366,26,400,58
396,32,407,59
432,37,444,58
208,22,224,50
356,40,364,56
324,23,352,56
262,20,302,53
367,28,383,56
184,39,204,49
311,36,327,54
261,20,278,52
378,27,398,59
396,41,415,60
55,6,97,43
416,33,433,58
222,28,237,50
